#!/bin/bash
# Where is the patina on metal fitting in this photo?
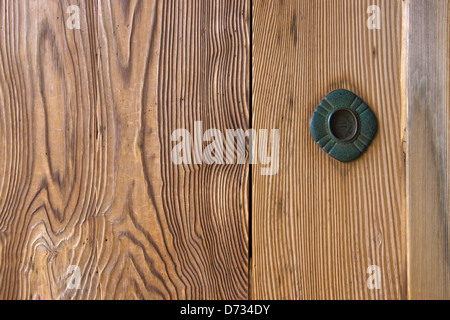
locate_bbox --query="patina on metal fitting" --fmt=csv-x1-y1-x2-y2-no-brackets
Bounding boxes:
309,89,378,162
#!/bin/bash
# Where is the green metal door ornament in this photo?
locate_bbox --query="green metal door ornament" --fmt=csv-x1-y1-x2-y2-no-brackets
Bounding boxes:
309,89,378,162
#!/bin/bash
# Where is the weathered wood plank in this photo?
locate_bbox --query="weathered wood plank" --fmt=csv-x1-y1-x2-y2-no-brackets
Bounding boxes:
406,0,450,300
155,0,250,300
0,0,103,300
0,0,249,300
252,0,405,300
96,0,181,300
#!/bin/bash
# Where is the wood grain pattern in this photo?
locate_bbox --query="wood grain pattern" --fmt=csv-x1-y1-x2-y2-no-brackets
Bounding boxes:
405,0,450,300
156,0,250,300
252,0,406,300
0,0,249,300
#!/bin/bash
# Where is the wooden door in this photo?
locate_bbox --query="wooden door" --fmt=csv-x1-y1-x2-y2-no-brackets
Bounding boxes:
0,0,249,300
0,0,448,301
252,0,449,300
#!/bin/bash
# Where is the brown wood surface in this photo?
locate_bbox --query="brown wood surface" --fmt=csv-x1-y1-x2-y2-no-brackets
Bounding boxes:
406,0,450,300
252,0,406,300
0,0,448,301
0,0,249,300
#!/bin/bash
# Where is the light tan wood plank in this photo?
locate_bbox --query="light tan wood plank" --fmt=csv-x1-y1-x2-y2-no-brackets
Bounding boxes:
253,0,406,300
406,0,450,300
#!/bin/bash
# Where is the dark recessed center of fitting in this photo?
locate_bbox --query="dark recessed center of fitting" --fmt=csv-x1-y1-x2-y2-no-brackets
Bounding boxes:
328,108,358,141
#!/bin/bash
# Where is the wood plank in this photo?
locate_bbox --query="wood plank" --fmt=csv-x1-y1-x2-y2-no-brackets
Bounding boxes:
153,0,250,300
0,0,249,300
0,0,103,300
252,0,406,299
95,0,180,300
406,0,450,300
